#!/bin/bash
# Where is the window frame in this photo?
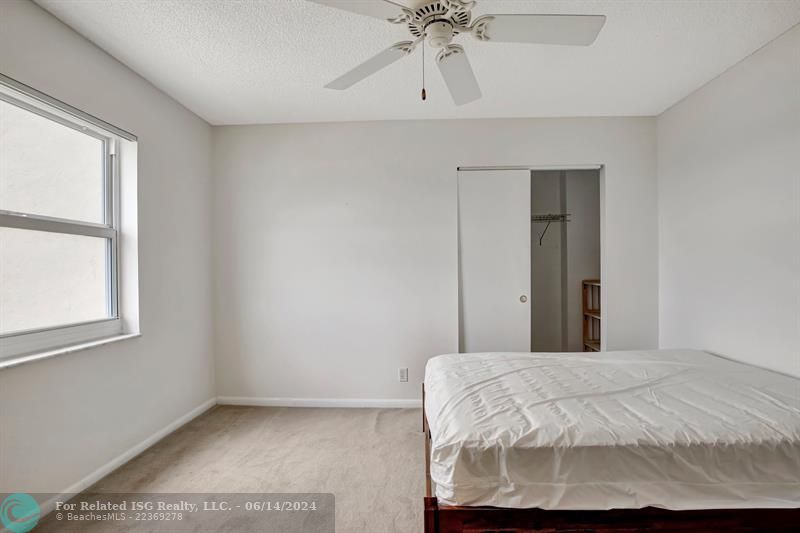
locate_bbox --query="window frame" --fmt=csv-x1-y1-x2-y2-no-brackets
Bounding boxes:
0,76,133,361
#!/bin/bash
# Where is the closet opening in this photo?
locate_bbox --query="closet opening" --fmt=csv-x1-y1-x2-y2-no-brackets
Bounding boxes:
457,166,602,353
530,170,600,352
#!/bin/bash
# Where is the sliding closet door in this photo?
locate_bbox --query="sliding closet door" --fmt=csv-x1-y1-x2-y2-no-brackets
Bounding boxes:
458,170,531,352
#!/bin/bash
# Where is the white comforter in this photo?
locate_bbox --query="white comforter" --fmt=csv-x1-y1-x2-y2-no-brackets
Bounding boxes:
424,350,800,510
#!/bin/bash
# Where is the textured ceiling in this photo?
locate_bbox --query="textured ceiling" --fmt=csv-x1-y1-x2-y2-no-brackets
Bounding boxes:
36,0,800,125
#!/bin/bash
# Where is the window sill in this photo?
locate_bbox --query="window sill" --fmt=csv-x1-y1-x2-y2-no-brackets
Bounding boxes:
0,333,141,371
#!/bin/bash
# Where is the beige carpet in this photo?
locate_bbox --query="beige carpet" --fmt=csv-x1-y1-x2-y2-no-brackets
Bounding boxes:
37,406,424,532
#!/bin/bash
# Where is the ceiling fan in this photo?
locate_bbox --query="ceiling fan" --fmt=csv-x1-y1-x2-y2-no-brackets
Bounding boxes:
309,0,606,105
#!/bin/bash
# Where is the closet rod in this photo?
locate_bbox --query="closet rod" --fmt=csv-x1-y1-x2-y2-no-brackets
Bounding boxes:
532,214,570,246
531,214,571,222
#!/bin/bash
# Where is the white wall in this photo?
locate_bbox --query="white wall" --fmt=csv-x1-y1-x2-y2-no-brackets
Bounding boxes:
657,24,800,377
212,117,658,401
0,0,215,493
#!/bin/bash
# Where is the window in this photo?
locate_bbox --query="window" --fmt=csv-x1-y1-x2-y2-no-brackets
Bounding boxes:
0,77,135,361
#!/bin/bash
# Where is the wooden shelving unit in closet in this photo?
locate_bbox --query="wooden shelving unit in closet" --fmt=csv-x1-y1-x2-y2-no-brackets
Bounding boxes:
582,279,601,352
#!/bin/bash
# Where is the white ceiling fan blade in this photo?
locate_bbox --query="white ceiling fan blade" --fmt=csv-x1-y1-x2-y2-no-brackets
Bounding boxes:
472,14,606,45
307,0,407,22
326,42,416,90
436,45,481,106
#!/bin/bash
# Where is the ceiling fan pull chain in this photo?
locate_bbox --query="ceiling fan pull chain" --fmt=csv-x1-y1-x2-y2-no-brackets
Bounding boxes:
421,39,427,101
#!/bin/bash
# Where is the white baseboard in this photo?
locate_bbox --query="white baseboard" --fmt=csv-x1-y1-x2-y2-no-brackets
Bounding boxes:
37,397,216,517
217,396,422,409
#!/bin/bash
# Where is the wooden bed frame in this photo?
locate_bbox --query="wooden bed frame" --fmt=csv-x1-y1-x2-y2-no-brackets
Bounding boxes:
421,384,800,533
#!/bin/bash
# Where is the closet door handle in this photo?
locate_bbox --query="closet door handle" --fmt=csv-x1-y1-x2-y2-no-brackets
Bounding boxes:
519,295,528,303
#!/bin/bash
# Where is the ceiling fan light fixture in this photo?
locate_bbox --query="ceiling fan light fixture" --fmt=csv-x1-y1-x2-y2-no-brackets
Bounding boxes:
426,20,455,48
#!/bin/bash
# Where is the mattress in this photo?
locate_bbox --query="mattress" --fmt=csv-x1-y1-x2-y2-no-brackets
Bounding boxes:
424,349,800,510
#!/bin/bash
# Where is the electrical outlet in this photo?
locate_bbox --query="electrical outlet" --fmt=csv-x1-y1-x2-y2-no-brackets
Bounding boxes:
398,367,409,382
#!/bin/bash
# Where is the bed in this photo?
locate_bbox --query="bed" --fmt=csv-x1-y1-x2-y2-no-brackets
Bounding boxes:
422,349,800,532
